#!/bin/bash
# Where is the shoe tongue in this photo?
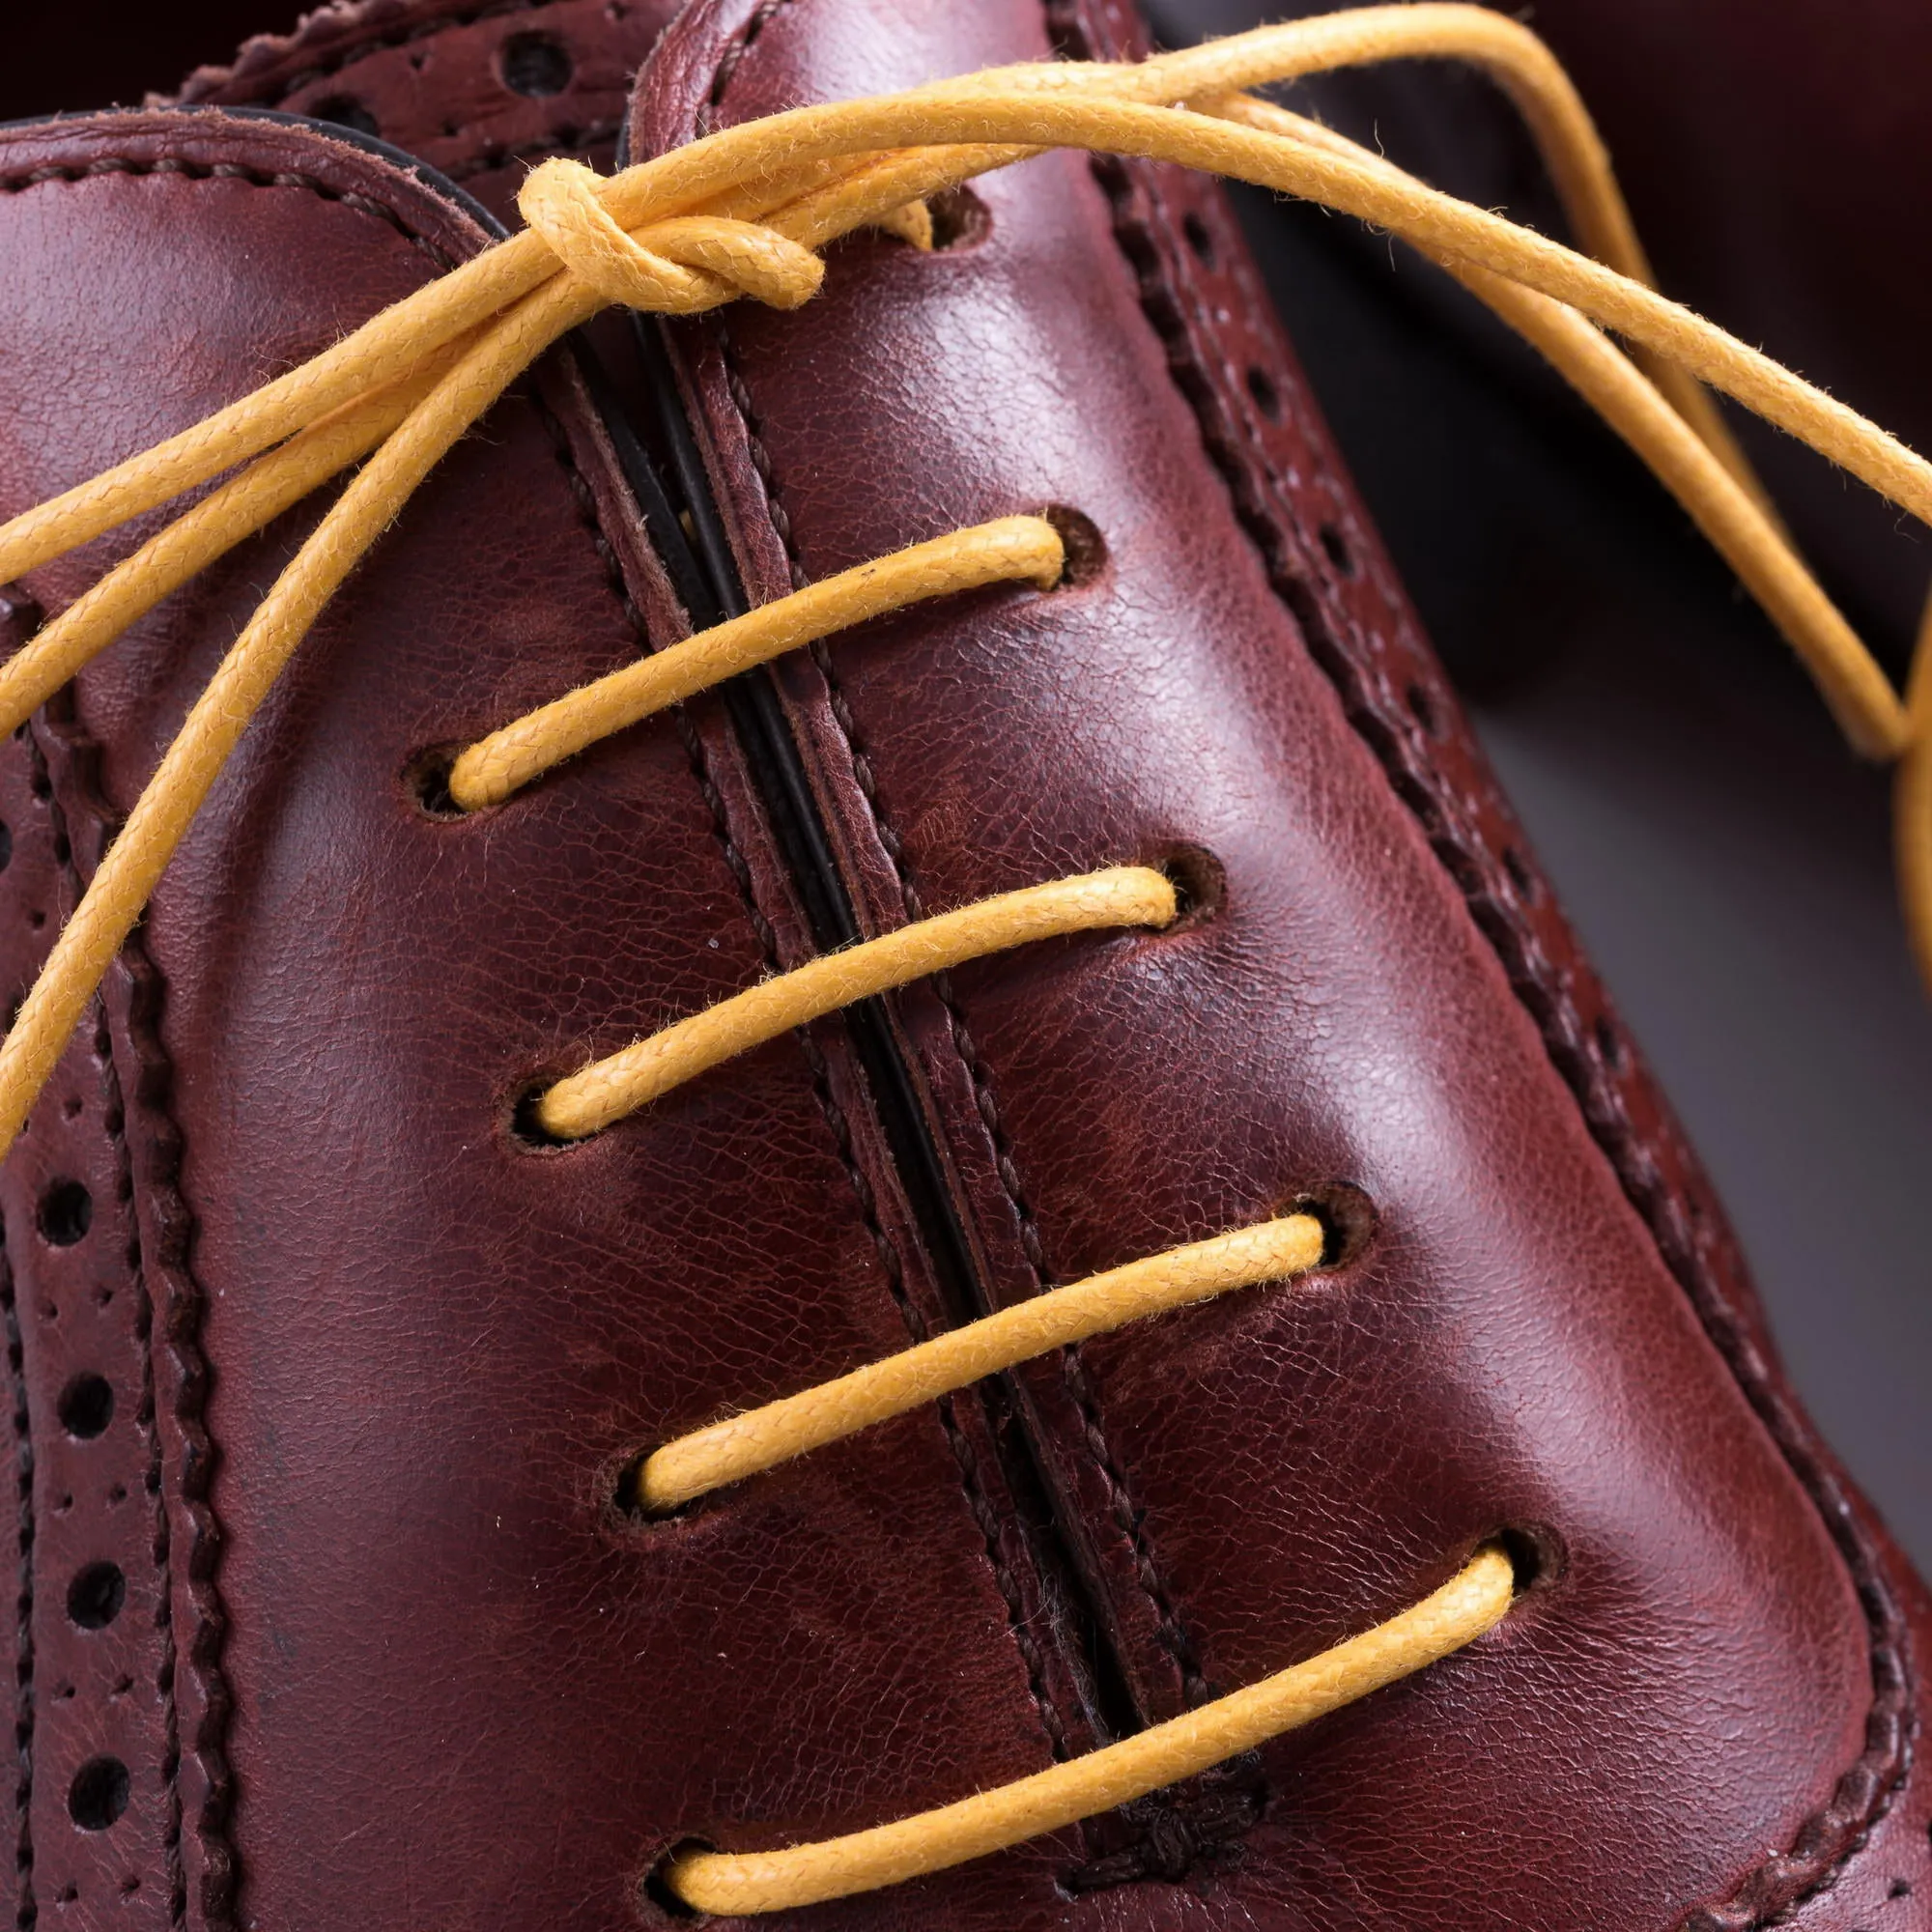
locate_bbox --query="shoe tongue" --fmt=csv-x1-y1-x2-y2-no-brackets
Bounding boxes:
173,0,688,228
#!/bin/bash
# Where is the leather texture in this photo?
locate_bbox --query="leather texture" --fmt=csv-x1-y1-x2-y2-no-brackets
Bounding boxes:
174,0,688,225
0,0,1921,1927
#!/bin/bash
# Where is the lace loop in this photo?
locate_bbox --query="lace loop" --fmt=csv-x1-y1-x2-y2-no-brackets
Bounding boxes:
534,866,1176,1141
448,515,1065,811
635,1212,1326,1512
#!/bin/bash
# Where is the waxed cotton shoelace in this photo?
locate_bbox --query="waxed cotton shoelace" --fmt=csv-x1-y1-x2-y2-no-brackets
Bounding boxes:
0,4,1925,1913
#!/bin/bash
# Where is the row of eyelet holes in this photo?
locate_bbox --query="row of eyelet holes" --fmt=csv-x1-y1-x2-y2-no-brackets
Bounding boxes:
2,794,132,1836
1177,209,1359,582
310,29,579,140
39,1159,131,1833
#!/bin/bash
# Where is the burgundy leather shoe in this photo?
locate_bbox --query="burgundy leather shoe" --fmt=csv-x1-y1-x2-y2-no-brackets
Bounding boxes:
0,0,1925,1927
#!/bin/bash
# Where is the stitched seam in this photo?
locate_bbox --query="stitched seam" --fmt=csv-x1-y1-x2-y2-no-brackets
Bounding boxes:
0,699,34,1927
805,584,1216,1713
0,159,460,273
23,698,232,1927
109,1039,186,1932
176,0,599,104
792,1024,1078,1767
36,726,187,1927
525,374,1087,1760
929,963,1210,1705
737,432,1214,1698
1074,72,1912,1923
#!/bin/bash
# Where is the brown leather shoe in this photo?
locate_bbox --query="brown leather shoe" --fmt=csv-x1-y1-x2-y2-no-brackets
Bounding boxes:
0,0,1925,1928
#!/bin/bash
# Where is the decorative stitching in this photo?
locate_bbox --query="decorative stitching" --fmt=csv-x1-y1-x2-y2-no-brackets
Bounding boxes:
0,599,36,1932
0,156,459,274
174,0,601,106
1049,2,1914,1914
26,696,228,1927
33,707,188,1929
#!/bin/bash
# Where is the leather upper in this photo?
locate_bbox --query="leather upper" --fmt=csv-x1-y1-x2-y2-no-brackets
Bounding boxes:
173,0,685,227
0,0,1921,1927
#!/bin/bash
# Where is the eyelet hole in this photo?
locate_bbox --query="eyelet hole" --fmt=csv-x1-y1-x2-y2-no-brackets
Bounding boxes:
57,1374,113,1440
610,1449,649,1518
1593,1011,1626,1072
67,1560,125,1632
1286,1181,1378,1270
403,746,467,820
1182,210,1217,269
1246,364,1282,420
68,1756,129,1833
1495,1523,1565,1595
39,1179,92,1247
1153,844,1225,930
608,1443,719,1526
1406,679,1444,738
507,1082,575,1152
1319,522,1357,577
1039,505,1107,589
310,95,380,137
498,31,574,98
639,1839,716,1923
1501,844,1539,902
923,185,990,251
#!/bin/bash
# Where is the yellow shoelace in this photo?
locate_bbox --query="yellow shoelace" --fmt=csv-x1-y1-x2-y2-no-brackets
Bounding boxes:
1,3,1926,1912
